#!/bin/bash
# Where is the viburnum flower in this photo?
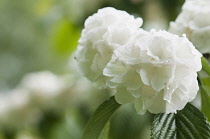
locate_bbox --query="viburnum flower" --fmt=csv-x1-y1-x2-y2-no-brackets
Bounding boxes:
104,30,202,114
74,7,144,87
169,0,210,54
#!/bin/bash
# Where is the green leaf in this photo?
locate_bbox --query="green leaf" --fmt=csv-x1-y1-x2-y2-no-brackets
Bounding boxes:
82,96,121,139
110,104,152,139
98,122,110,139
201,57,210,76
151,103,210,139
200,86,210,122
199,78,210,121
51,18,80,57
201,77,210,87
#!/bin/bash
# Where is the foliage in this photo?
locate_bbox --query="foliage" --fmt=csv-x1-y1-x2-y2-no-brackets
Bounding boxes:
82,97,121,139
151,103,210,139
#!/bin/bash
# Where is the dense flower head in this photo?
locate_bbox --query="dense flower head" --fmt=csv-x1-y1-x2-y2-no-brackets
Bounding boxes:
169,0,210,53
74,7,144,87
75,7,202,114
104,30,202,114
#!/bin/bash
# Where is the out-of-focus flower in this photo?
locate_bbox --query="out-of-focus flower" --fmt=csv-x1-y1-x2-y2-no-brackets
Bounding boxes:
18,71,72,110
0,71,71,128
19,71,66,101
0,89,38,128
169,0,210,54
0,68,112,129
104,30,202,114
75,7,144,88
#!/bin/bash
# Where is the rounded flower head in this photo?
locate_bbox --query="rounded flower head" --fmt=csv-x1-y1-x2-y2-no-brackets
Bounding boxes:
75,7,144,87
169,0,210,53
104,30,202,114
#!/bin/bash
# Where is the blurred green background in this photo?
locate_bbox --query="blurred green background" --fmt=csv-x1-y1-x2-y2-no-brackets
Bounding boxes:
0,0,184,139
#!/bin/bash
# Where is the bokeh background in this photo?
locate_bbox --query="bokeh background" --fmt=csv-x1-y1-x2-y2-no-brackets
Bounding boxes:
0,0,185,138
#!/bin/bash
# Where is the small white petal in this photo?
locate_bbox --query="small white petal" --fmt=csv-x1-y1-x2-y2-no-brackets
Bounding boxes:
134,98,146,115
115,85,135,104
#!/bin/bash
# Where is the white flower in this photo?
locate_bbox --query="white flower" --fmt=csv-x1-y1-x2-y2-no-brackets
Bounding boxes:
0,71,74,128
169,0,210,54
19,71,72,110
104,30,202,114
20,71,66,99
74,7,144,87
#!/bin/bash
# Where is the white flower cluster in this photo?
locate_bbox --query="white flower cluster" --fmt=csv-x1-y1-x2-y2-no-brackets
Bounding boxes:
169,0,210,54
75,7,144,87
0,68,111,128
75,7,202,114
0,71,71,128
104,30,202,114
